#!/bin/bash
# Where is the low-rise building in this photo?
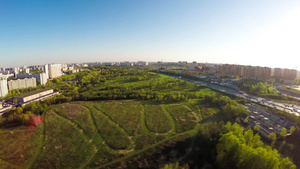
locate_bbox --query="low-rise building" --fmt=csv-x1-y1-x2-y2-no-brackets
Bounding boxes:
14,89,56,103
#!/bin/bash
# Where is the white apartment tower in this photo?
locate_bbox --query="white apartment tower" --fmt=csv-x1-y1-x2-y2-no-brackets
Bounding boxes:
0,78,8,98
48,64,62,79
25,68,30,74
44,64,49,79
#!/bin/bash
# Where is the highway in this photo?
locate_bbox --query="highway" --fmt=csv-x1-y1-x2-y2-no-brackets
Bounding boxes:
176,76,300,116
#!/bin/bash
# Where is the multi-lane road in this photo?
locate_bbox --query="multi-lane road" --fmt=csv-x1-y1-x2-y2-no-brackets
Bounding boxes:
176,76,300,116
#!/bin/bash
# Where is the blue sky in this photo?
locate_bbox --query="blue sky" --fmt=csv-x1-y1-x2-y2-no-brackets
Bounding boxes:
1,0,300,69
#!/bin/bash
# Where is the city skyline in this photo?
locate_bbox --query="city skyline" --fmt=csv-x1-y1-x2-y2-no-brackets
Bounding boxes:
1,1,300,69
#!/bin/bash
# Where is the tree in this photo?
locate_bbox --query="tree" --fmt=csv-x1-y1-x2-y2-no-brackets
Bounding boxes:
161,162,189,169
13,98,18,103
268,132,276,147
16,107,23,115
244,116,249,123
13,98,18,104
280,128,287,138
290,126,295,135
254,125,260,132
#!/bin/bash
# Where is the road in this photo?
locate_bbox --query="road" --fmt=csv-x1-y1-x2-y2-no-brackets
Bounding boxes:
175,76,300,116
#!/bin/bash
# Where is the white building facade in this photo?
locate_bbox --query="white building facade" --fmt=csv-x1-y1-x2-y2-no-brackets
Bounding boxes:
8,78,37,90
0,78,8,98
48,64,62,79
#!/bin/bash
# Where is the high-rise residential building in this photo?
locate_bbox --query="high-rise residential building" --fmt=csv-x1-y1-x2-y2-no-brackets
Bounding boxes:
48,64,62,79
16,73,48,85
13,67,19,75
25,68,30,74
274,68,283,78
137,61,149,66
214,65,220,73
44,64,49,79
220,64,271,81
256,67,271,81
0,78,8,98
282,69,297,80
8,78,37,90
220,64,244,77
35,73,48,85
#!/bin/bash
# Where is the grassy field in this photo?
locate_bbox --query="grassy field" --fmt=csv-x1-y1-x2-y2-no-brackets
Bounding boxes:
93,101,142,136
165,104,198,133
144,104,173,133
0,127,37,169
0,99,218,169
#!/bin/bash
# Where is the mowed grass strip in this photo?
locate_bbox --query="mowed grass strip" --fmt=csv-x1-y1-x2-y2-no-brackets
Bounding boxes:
32,109,94,169
166,105,197,133
94,100,142,136
144,104,173,133
92,108,131,150
55,103,97,138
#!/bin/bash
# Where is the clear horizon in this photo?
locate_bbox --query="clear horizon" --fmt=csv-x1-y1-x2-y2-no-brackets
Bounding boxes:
1,0,300,69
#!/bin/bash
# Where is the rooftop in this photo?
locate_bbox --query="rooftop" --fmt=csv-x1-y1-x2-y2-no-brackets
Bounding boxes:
15,88,53,99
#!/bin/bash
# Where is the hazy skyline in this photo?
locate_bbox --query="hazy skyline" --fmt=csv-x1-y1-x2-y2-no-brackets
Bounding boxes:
1,0,300,69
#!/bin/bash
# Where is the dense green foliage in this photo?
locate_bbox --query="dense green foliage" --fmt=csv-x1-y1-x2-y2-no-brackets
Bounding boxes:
239,81,279,97
204,93,248,118
217,122,295,169
237,81,290,100
51,67,214,101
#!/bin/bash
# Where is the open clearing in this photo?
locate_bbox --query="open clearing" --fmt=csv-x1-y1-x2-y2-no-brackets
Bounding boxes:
0,100,211,169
